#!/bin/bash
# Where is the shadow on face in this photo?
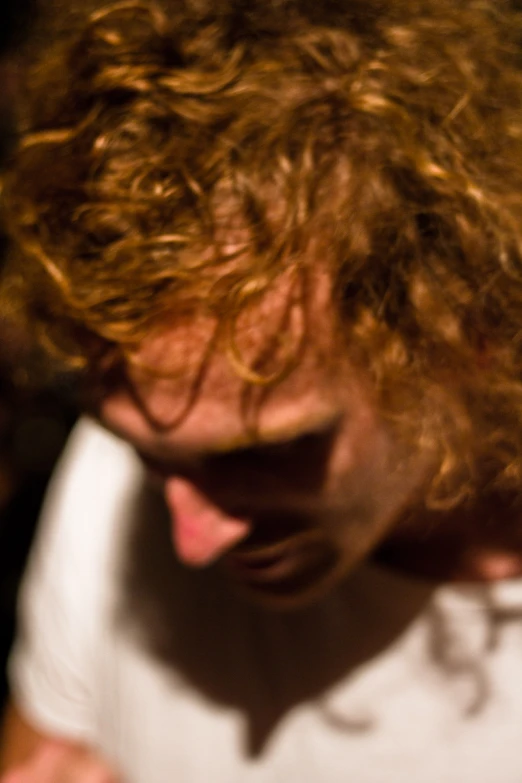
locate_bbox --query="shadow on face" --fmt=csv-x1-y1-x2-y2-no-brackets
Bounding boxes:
116,483,435,756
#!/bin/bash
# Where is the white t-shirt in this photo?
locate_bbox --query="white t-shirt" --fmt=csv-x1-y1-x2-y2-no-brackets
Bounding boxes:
9,417,522,783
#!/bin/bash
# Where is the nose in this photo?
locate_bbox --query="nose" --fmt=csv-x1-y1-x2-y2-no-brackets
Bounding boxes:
164,476,252,567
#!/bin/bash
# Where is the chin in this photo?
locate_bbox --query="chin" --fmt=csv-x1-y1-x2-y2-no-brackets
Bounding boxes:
219,502,405,610
221,540,361,611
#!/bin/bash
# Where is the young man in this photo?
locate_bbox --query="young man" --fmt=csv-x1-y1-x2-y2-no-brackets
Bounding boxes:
3,0,522,780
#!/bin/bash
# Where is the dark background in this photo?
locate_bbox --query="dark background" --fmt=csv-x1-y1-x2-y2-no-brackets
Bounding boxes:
0,386,75,710
0,0,77,715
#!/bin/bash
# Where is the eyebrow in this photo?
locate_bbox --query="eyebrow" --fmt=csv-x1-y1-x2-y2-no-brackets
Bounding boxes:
204,411,342,455
136,411,341,467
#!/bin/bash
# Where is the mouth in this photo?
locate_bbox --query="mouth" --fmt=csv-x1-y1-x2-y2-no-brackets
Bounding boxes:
222,526,343,609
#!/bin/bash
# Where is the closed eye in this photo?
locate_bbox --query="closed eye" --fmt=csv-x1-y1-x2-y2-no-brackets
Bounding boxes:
207,424,339,473
136,418,340,480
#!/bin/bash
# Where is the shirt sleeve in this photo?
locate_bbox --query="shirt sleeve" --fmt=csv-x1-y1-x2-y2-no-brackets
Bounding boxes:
8,417,142,744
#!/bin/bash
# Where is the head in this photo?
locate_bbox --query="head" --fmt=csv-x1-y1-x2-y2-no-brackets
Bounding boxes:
3,0,522,607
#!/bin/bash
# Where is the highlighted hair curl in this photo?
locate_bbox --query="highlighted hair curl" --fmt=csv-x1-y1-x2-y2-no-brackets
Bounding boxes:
3,0,522,506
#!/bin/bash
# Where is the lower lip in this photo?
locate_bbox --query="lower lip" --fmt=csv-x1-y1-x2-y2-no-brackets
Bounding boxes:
223,540,340,605
225,548,304,584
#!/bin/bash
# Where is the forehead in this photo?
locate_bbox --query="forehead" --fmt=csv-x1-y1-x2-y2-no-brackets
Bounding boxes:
115,283,355,451
125,327,345,442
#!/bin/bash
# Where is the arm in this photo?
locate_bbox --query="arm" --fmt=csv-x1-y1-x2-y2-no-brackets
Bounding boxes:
0,702,119,782
0,702,49,772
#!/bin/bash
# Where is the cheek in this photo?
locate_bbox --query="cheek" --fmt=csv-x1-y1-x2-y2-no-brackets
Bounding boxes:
320,421,427,556
324,404,393,494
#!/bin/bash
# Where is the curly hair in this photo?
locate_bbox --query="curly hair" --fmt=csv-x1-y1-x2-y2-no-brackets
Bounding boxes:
3,0,522,508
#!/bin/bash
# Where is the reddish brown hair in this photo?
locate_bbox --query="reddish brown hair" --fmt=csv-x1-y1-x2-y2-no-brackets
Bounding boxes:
3,0,522,507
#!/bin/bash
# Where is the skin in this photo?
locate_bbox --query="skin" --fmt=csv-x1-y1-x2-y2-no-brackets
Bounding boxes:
97,283,522,599
0,705,118,783
97,293,433,609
